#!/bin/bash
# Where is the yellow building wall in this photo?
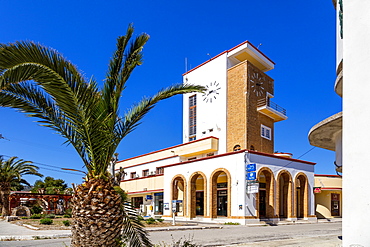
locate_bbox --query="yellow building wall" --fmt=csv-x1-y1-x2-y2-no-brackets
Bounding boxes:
315,190,342,218
117,137,218,167
121,176,164,194
314,176,342,218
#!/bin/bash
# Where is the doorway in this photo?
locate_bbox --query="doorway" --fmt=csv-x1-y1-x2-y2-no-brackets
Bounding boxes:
259,189,266,217
331,193,340,216
217,190,227,216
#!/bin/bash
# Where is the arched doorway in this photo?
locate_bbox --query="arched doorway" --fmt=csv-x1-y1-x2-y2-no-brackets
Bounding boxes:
257,168,274,219
210,169,231,218
277,171,292,219
172,175,186,217
189,172,207,218
295,173,308,218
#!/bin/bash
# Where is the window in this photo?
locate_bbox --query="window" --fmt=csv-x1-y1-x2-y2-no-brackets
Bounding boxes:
261,125,271,140
233,145,241,151
142,169,149,177
131,197,143,209
189,95,197,141
156,167,164,175
130,172,137,179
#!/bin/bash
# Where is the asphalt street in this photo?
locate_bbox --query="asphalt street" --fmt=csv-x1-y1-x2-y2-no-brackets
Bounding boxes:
0,221,342,247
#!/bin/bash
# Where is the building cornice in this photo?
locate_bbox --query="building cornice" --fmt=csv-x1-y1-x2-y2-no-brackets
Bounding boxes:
308,112,342,151
183,40,275,76
117,136,219,164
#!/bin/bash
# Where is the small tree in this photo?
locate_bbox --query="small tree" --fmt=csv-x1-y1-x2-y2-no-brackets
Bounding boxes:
0,156,42,216
31,176,68,194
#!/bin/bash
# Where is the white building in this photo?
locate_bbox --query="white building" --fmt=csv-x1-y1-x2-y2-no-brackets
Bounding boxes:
118,41,317,224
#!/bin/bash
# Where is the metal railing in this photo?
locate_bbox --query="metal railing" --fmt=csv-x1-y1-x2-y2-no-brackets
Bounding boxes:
257,98,287,116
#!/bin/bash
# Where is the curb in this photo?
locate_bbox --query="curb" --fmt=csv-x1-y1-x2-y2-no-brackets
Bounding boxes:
0,233,72,241
147,226,223,232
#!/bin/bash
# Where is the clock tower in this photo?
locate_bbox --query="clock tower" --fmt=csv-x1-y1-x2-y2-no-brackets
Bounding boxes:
183,41,287,154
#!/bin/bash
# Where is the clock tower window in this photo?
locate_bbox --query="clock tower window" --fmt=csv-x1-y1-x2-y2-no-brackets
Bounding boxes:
189,95,197,141
261,125,272,140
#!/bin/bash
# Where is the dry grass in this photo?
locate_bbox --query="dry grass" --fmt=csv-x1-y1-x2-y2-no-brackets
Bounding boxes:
11,217,72,230
11,217,178,230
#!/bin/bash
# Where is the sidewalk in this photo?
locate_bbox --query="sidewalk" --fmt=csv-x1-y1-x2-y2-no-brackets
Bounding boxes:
0,219,222,241
0,219,71,241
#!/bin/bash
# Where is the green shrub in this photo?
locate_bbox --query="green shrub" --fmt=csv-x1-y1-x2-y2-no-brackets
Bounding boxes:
30,205,43,214
137,215,144,221
63,213,72,218
156,218,164,222
62,220,70,226
40,218,53,225
224,222,240,225
30,214,42,219
56,216,62,218
21,216,29,219
146,217,156,224
45,214,55,219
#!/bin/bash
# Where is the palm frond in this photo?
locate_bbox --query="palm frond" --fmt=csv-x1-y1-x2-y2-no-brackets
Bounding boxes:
121,202,153,247
115,83,205,142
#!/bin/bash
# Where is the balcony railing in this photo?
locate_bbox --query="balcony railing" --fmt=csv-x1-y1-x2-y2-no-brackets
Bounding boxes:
257,98,286,119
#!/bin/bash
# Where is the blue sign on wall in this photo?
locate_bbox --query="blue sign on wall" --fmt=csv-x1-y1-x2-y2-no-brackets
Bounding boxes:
246,164,256,172
246,172,256,180
146,195,153,200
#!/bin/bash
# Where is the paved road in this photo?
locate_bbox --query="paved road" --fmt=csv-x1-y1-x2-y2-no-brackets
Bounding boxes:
149,222,342,246
0,222,342,247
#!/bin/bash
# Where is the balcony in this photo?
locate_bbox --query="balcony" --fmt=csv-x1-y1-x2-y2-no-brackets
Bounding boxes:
257,98,287,122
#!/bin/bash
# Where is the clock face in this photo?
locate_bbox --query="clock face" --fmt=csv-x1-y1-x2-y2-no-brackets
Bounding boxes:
250,72,265,97
202,81,221,103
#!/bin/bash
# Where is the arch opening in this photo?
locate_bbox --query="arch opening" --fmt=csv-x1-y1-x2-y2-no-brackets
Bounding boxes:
190,173,206,218
210,170,230,218
296,174,308,218
278,172,291,218
257,168,274,218
172,176,186,216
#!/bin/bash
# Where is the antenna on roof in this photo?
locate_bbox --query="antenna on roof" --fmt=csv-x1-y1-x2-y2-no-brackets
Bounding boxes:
257,43,262,49
185,57,188,73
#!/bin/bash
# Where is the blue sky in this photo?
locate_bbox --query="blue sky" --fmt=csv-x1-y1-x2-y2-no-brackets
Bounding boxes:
0,1,341,187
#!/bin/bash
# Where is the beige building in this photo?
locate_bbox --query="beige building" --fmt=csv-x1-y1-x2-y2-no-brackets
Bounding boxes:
314,174,342,219
118,41,317,224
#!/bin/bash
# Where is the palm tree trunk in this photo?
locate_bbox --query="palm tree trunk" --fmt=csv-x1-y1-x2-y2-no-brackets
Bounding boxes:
0,187,10,216
71,178,123,247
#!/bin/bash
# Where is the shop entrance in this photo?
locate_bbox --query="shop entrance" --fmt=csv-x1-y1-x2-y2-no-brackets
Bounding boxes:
196,192,204,215
259,189,266,217
154,192,163,215
217,190,227,216
331,193,340,216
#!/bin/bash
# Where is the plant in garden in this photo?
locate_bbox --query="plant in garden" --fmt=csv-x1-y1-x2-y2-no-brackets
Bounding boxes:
30,214,42,219
0,24,204,246
40,218,53,225
63,220,71,226
145,217,156,224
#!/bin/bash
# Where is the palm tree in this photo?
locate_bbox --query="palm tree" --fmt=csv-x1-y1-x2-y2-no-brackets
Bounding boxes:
0,24,204,246
0,156,42,216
